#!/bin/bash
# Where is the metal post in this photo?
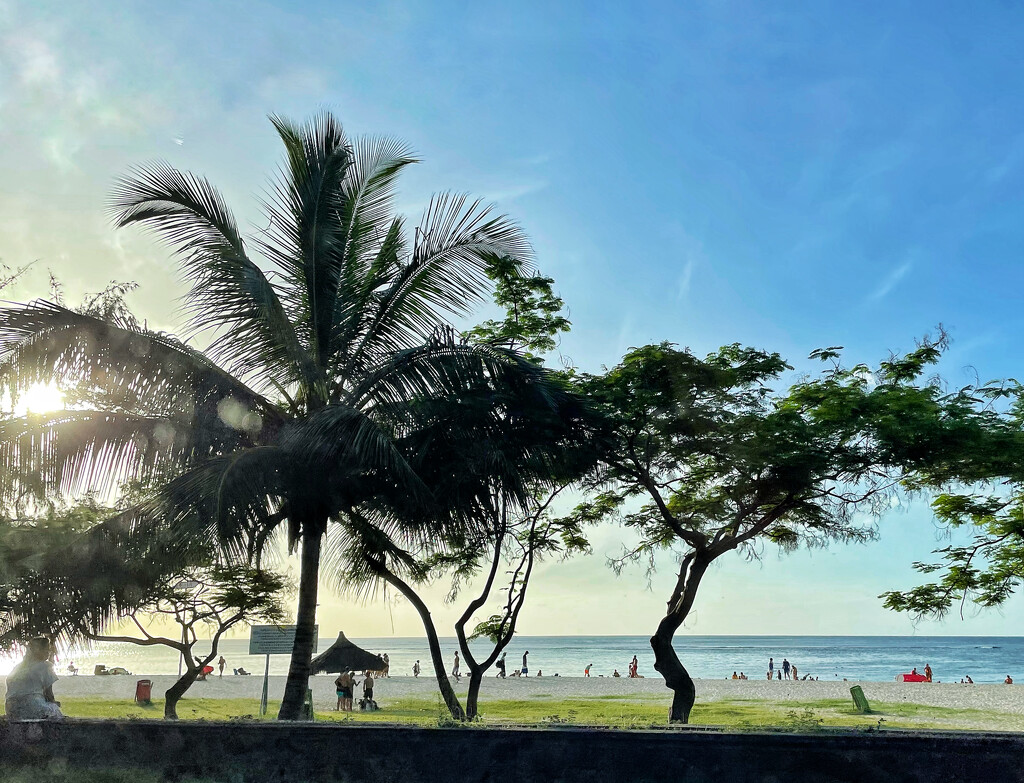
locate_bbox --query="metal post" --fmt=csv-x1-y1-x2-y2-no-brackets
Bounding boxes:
178,625,186,677
259,653,270,716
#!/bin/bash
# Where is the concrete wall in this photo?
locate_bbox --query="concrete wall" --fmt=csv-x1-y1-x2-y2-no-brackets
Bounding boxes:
2,720,1022,783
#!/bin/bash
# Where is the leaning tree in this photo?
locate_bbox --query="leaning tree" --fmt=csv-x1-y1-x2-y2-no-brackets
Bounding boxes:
572,337,1000,722
324,256,599,720
0,111,545,719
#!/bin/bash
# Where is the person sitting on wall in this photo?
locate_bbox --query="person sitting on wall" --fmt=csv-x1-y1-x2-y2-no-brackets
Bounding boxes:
5,637,64,721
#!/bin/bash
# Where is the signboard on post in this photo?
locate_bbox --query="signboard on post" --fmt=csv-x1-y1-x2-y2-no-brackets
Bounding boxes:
249,625,318,716
249,625,317,656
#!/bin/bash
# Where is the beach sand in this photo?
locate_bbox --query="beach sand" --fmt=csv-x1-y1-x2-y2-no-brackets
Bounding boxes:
10,674,1024,717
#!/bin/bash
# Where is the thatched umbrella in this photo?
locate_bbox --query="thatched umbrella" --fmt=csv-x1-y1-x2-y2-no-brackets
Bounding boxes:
311,632,385,674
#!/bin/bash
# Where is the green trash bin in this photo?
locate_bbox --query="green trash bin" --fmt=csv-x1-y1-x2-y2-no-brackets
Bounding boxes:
850,685,870,713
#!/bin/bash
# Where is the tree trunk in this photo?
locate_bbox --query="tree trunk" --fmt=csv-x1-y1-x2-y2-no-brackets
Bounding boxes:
465,669,485,720
379,568,465,720
651,613,695,723
278,527,322,720
163,668,200,720
420,610,465,722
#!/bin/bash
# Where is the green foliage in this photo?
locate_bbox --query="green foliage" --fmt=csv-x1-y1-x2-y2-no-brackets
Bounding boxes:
878,367,1024,619
573,336,1008,581
881,488,1024,617
782,707,825,732
0,498,288,651
464,255,570,360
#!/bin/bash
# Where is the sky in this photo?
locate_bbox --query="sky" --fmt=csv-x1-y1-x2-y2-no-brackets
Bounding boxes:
3,0,1024,638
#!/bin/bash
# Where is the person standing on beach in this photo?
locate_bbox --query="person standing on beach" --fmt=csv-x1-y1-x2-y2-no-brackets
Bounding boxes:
218,656,226,677
382,653,390,677
585,663,593,677
768,657,774,678
924,663,933,683
363,670,374,707
452,652,460,680
413,660,421,678
630,655,639,678
335,673,346,711
791,664,797,681
782,659,790,680
496,652,507,678
522,650,530,676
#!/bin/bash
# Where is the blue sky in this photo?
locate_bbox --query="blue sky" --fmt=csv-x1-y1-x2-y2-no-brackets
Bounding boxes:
3,0,1024,636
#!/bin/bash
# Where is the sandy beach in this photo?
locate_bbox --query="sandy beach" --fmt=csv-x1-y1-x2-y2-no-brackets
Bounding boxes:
9,674,1024,717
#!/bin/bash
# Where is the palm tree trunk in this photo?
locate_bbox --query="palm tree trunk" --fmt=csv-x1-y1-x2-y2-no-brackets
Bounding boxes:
278,528,322,720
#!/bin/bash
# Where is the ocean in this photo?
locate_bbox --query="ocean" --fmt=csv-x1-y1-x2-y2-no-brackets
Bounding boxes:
10,635,1021,684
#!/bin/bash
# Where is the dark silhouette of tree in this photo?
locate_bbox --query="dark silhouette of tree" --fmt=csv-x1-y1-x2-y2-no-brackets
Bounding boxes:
572,337,995,722
0,499,287,719
0,111,543,719
325,258,599,719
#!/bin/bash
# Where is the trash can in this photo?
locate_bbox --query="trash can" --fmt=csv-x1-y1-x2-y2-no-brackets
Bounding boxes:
135,679,153,704
850,685,870,713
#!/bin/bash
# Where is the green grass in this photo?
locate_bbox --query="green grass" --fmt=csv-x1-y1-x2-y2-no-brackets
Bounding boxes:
5,695,1020,732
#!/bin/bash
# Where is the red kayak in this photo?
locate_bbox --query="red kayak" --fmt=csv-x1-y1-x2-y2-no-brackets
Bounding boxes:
897,672,928,682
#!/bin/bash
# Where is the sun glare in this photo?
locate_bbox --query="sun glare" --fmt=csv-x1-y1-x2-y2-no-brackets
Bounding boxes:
15,382,66,415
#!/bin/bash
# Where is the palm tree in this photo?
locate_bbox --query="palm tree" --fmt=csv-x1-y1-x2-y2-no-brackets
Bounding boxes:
0,112,536,719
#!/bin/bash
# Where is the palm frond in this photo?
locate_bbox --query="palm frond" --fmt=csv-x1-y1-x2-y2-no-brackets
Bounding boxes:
263,113,353,374
0,300,283,428
0,411,197,502
280,404,430,513
321,514,426,602
349,194,532,364
347,331,551,412
151,448,291,559
109,162,316,392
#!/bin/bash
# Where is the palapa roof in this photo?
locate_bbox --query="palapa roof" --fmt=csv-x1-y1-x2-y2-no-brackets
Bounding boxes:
311,632,385,674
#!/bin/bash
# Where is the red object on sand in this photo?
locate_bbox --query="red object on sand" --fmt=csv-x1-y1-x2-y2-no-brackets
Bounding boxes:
202,665,214,675
135,679,152,703
897,672,928,682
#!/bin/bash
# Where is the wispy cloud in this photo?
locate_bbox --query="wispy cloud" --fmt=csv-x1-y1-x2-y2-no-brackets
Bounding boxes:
485,180,547,203
519,153,552,167
867,260,912,302
676,258,695,301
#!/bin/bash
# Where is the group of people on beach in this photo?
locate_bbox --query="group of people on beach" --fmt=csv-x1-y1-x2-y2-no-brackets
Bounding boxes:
767,657,802,680
334,670,376,711
421,651,644,680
